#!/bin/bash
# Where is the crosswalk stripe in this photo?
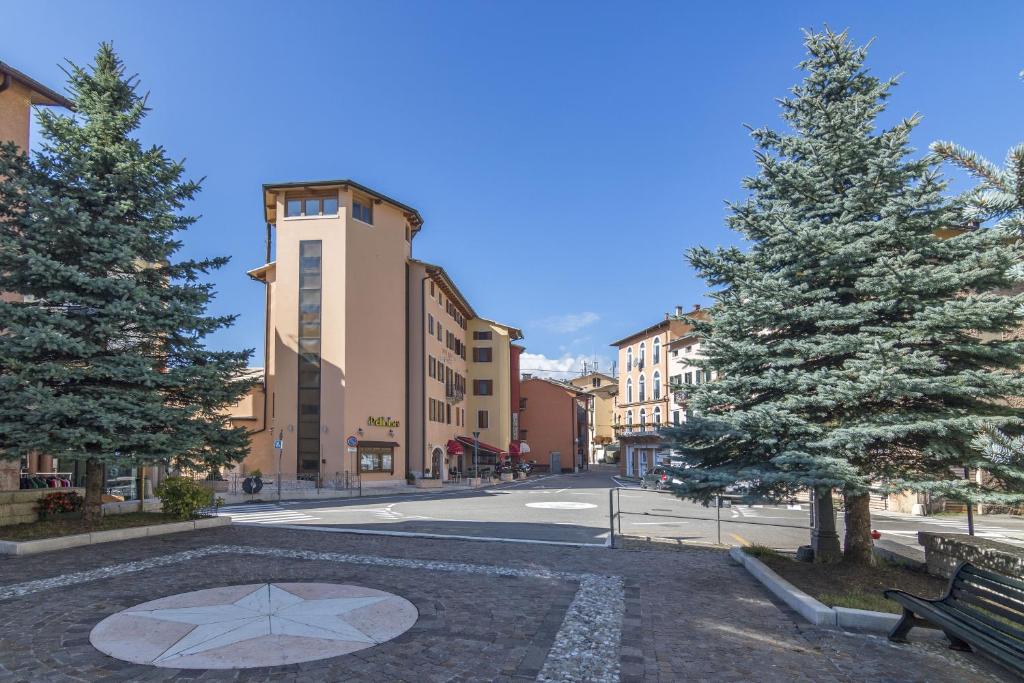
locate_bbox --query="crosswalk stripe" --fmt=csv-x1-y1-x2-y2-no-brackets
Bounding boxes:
217,504,320,525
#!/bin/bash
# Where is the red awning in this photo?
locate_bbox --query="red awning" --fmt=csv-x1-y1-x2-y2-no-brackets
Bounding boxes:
508,441,519,455
456,435,505,457
446,439,464,455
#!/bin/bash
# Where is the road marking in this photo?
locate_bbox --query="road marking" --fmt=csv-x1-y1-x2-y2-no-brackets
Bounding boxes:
525,501,598,510
729,532,751,546
218,504,319,525
260,523,611,548
554,488,568,494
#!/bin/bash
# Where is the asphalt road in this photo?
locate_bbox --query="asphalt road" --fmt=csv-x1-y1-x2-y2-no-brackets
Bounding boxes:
219,466,1024,551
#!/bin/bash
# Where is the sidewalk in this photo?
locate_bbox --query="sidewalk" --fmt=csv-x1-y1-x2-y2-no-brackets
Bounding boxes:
0,524,1009,682
214,473,563,507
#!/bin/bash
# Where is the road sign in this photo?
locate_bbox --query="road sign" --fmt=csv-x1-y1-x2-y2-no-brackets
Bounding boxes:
346,435,358,447
274,439,283,449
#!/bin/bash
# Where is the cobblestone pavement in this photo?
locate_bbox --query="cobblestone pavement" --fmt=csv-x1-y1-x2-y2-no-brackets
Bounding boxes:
0,525,1012,682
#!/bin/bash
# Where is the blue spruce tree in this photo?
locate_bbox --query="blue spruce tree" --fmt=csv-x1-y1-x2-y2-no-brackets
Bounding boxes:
665,29,1024,563
0,45,255,524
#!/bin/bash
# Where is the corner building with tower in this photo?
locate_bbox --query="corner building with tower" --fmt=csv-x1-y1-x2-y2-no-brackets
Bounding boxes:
229,180,526,488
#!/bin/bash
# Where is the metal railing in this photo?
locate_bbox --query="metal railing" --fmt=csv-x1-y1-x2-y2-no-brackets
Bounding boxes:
607,487,815,548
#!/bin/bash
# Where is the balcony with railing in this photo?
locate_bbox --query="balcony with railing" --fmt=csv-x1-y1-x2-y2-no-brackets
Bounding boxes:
613,422,662,438
445,384,465,403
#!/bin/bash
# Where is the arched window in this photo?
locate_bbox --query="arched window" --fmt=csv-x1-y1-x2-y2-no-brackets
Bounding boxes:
653,337,661,364
626,410,633,427
653,406,661,426
638,375,646,402
626,377,633,403
639,342,646,367
653,371,661,400
626,347,632,371
639,408,647,427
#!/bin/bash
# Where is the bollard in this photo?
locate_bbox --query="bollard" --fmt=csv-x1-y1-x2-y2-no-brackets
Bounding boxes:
608,488,616,548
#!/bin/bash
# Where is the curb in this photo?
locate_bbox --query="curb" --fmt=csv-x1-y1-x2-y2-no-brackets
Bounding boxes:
0,516,231,556
729,546,836,626
729,546,901,633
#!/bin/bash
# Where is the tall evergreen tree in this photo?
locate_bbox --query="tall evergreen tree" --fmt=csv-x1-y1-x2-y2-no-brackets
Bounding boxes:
664,29,1024,562
0,44,254,524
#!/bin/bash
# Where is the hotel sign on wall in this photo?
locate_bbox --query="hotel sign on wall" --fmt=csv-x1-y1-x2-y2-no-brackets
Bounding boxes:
367,417,400,428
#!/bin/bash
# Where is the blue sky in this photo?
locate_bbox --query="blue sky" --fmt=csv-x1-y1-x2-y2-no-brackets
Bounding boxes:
7,2,1024,376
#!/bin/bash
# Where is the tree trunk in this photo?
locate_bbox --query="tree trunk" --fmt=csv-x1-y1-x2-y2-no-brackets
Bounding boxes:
843,491,874,565
83,457,104,527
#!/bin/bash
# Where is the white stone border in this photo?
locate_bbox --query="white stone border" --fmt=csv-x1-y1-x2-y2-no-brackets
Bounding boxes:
0,543,622,682
0,516,231,556
729,546,902,633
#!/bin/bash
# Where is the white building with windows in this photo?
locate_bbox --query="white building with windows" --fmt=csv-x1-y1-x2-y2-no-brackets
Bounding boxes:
667,330,713,426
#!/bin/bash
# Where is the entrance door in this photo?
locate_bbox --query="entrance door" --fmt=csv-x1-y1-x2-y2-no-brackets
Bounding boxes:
431,448,443,479
549,452,561,473
626,447,634,476
639,450,648,477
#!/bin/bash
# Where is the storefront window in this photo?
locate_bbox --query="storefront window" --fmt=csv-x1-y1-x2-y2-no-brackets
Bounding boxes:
358,444,394,474
105,464,137,501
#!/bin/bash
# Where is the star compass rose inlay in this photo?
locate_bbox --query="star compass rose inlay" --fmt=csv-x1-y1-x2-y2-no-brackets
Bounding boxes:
89,583,419,669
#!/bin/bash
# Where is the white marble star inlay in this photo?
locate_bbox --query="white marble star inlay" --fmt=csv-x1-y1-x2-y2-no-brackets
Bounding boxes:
89,582,418,669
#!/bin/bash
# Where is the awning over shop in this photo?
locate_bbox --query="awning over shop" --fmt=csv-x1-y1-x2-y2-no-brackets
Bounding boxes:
446,439,464,455
508,441,531,456
456,435,505,457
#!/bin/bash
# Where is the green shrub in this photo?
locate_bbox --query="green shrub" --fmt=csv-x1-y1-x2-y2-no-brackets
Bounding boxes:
743,544,782,560
156,477,214,520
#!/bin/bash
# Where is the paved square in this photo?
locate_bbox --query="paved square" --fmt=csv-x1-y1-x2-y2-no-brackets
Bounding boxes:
0,525,1012,682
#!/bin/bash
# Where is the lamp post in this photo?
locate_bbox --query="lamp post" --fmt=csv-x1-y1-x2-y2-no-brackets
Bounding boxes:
473,431,480,482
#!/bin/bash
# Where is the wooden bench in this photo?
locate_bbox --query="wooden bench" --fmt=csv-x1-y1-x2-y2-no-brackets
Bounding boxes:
884,561,1024,675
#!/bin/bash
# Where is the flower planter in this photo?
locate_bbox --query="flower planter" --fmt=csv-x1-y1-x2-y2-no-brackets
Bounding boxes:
500,473,514,482
415,478,444,489
38,510,83,522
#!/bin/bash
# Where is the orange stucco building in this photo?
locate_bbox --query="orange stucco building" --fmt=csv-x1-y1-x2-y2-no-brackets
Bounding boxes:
518,377,590,473
230,179,525,487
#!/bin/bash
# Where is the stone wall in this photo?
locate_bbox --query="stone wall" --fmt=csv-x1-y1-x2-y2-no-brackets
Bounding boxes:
918,531,1024,579
0,488,86,527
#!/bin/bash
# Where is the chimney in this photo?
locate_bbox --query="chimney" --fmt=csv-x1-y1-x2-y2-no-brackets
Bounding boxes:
693,304,701,311
521,373,533,380
674,305,683,317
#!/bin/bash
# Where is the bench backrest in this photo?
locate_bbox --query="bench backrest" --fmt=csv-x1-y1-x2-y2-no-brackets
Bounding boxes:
945,562,1024,647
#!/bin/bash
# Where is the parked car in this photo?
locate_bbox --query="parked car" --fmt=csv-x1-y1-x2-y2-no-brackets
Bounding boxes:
640,467,682,491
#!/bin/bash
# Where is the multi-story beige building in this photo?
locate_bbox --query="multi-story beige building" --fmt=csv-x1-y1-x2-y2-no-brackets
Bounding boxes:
230,179,524,487
466,318,523,468
567,372,618,464
610,306,707,477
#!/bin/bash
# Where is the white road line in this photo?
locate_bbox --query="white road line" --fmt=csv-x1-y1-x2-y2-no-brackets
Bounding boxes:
260,523,611,548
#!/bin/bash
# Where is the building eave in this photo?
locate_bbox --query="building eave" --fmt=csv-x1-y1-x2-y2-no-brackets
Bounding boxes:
409,258,478,319
0,62,75,109
477,317,524,341
262,179,424,233
246,261,276,282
